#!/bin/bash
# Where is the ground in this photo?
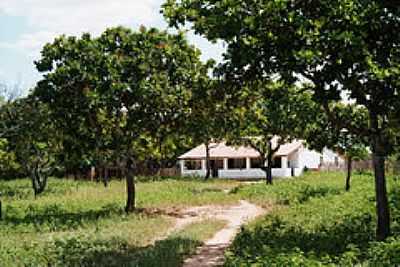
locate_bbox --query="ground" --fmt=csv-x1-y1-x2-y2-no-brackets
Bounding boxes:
181,200,265,266
1,172,400,266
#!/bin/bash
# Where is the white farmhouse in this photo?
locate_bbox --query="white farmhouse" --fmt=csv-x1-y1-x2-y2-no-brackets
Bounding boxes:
178,140,343,179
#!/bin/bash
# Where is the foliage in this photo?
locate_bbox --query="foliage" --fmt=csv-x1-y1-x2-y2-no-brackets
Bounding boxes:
34,26,207,210
185,74,229,179
227,82,319,184
0,97,60,194
0,138,21,179
306,103,369,159
0,80,24,103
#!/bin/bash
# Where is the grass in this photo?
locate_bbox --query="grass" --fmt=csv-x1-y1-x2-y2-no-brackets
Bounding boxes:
0,177,238,266
3,172,400,266
225,171,400,266
231,171,345,206
133,219,227,267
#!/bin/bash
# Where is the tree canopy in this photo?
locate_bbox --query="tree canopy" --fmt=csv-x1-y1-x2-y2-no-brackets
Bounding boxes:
227,81,319,184
163,0,400,240
0,97,59,195
34,26,208,212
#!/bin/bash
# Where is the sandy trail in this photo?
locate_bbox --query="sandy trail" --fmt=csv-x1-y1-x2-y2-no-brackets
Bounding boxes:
173,200,265,267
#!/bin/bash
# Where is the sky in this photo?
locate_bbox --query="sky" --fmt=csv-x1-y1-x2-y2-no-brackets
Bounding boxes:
0,0,225,92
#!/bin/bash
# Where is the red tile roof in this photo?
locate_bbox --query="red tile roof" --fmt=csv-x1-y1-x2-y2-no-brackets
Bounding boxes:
178,139,303,159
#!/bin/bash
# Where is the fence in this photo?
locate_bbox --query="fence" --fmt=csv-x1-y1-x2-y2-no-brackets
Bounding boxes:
320,159,400,176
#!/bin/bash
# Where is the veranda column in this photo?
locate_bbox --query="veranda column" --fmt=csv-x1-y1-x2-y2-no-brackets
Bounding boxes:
201,159,206,170
281,156,288,169
179,160,185,175
246,157,251,170
223,158,228,170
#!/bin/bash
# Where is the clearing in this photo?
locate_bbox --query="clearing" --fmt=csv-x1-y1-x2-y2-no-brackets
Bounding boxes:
180,200,266,266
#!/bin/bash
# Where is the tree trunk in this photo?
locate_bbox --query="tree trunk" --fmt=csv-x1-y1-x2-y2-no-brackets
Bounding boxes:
266,152,273,185
125,158,136,213
103,167,108,187
158,137,165,176
266,141,273,185
31,166,47,196
95,168,100,183
370,112,391,241
373,151,390,240
205,141,211,180
345,156,352,191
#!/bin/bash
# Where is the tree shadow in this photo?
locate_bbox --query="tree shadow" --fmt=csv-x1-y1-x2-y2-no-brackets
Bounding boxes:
49,235,201,267
2,203,125,230
230,213,375,264
293,185,342,204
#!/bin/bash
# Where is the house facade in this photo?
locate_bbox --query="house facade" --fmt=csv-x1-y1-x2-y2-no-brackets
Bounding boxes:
178,140,344,179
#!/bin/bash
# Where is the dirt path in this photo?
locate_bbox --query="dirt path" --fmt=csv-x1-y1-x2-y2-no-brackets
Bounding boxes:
175,200,265,267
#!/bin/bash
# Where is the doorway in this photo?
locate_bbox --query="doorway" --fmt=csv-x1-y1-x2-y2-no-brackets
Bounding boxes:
210,159,223,178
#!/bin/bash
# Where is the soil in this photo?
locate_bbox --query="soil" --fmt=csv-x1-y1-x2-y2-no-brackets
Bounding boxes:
170,200,266,267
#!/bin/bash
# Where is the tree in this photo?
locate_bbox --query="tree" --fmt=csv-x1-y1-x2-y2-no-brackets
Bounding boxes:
0,138,20,179
34,26,205,212
0,97,60,196
163,0,400,240
306,104,369,191
184,74,229,180
343,142,369,191
0,81,24,103
227,82,318,184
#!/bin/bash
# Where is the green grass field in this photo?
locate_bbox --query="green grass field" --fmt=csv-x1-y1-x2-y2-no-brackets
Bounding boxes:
0,178,238,266
226,172,400,266
1,172,399,266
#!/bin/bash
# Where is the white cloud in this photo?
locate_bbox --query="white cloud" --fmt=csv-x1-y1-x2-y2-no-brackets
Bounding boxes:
0,0,165,56
0,0,225,87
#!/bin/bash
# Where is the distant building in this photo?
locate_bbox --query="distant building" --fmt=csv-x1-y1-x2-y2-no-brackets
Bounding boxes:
178,140,344,179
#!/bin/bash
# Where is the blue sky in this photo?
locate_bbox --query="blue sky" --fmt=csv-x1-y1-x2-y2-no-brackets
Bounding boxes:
0,0,224,92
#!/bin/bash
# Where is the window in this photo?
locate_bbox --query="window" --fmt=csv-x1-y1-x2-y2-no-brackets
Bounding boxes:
251,158,263,168
185,160,202,170
212,159,224,169
228,158,246,169
271,157,282,168
334,156,339,167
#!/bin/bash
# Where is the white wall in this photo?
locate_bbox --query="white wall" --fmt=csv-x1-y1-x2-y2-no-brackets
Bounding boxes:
322,148,345,165
181,169,207,177
297,147,344,169
181,168,303,179
219,168,302,178
299,148,321,169
288,150,300,168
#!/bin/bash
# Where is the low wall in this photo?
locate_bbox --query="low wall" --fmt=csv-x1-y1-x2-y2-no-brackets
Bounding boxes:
181,170,207,177
182,168,303,179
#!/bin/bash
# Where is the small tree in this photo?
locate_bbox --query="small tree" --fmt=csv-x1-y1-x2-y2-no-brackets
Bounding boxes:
228,82,318,184
343,142,369,191
185,75,228,180
306,104,369,191
0,97,60,196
